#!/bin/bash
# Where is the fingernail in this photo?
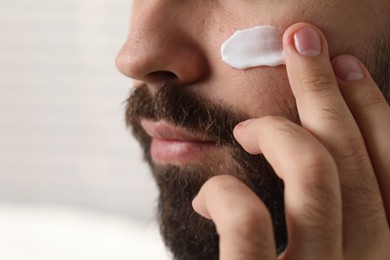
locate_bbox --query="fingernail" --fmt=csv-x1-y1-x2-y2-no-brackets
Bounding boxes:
333,56,365,82
294,27,322,56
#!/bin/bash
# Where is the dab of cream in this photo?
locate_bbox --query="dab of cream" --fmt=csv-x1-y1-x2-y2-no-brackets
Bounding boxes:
221,25,285,69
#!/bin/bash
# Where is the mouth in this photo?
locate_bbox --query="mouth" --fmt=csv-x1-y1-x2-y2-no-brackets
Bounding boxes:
140,119,218,165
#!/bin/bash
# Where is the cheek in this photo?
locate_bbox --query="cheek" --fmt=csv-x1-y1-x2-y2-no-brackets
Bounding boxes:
204,66,295,119
191,0,386,122
235,68,294,119
199,26,294,119
271,1,384,60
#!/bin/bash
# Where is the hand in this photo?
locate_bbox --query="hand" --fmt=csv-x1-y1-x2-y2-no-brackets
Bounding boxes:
192,23,390,259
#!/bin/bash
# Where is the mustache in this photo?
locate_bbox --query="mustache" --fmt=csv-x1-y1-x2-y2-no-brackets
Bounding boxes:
125,82,249,146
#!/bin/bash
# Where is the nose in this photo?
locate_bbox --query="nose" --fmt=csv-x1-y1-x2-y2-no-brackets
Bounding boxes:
115,2,208,86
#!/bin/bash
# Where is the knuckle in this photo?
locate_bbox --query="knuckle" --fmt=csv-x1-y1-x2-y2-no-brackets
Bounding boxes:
261,116,300,137
292,151,339,200
299,72,336,96
342,180,386,234
345,231,390,259
276,124,303,142
295,150,337,179
320,104,350,123
359,87,387,110
221,207,271,239
334,136,370,171
302,181,339,220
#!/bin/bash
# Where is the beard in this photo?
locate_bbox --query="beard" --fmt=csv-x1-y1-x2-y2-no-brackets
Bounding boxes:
126,83,290,259
124,30,390,260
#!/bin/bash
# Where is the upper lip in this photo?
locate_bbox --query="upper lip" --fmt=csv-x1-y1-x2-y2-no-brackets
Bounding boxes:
140,119,213,142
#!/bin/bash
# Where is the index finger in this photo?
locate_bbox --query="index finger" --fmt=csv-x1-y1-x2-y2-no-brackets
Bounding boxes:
283,23,386,250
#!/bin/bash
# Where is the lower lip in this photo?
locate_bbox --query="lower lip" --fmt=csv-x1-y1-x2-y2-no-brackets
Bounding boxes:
150,138,216,165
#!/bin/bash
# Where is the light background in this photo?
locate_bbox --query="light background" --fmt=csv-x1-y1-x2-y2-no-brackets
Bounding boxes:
0,0,169,259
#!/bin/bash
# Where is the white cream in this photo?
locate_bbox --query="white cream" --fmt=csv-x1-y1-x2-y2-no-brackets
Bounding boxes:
221,25,285,69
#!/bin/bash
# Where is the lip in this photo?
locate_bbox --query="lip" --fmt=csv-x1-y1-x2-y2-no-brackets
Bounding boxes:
140,119,217,165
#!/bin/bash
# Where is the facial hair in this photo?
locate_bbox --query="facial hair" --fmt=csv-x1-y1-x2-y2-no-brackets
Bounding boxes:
125,84,288,259
364,31,390,104
124,29,390,260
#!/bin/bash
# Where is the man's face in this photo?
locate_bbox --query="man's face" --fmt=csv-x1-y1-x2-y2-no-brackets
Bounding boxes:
117,1,390,259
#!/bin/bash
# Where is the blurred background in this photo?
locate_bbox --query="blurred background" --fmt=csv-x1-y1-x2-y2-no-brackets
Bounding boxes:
0,0,170,259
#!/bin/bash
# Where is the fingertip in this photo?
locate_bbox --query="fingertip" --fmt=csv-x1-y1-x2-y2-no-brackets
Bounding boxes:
233,119,252,143
192,192,211,219
233,119,262,155
233,119,253,140
332,55,366,83
236,118,256,128
191,194,200,212
283,22,328,58
282,23,338,100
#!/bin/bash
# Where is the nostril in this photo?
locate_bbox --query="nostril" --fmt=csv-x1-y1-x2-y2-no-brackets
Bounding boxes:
147,71,177,83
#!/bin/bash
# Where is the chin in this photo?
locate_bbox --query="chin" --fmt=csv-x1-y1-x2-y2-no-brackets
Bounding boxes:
151,147,288,259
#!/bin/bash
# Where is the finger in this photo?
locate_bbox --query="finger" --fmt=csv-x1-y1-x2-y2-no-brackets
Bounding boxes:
234,116,342,260
333,55,390,225
283,23,386,250
192,175,276,260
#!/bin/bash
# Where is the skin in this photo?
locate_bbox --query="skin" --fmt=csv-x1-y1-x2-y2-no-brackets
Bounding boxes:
116,0,390,259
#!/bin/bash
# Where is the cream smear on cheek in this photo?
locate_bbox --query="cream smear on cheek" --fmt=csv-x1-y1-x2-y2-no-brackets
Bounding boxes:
221,25,285,69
